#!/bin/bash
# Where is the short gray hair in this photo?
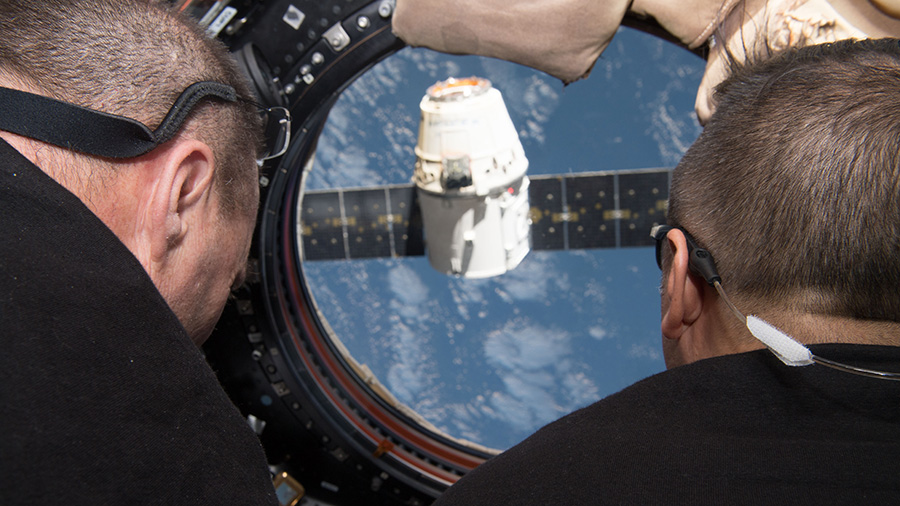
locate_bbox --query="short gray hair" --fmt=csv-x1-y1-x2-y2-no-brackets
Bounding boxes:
0,0,263,217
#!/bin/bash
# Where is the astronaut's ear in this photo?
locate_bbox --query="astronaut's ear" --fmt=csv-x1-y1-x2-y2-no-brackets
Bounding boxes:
142,138,217,261
661,228,704,341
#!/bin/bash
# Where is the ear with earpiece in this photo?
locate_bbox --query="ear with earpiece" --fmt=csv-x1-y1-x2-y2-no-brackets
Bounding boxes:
660,228,705,341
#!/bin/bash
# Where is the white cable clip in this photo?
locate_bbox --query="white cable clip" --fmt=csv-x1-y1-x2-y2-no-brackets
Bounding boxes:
746,315,814,366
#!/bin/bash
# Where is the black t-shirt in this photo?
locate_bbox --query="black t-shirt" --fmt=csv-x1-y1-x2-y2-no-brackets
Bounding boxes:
436,343,900,505
0,138,277,505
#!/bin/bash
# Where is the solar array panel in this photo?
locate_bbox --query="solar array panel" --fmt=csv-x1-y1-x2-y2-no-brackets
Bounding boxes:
299,168,671,261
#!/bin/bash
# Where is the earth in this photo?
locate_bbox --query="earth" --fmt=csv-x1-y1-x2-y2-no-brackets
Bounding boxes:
299,26,706,450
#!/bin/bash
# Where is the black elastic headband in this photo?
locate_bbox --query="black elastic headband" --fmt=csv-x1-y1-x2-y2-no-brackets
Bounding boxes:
0,81,236,158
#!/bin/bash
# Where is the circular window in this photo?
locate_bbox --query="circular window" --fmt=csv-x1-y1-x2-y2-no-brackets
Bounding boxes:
205,6,705,504
300,28,704,451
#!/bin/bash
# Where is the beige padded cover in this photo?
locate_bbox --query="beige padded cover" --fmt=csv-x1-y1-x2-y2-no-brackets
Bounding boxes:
392,0,900,122
393,0,631,84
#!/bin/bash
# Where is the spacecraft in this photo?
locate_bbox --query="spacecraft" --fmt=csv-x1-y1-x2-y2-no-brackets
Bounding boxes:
413,76,531,278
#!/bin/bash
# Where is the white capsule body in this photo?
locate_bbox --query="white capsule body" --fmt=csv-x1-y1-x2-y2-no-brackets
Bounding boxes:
413,77,531,278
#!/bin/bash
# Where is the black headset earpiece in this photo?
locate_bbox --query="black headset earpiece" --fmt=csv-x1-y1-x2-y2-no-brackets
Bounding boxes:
651,224,722,286
687,245,722,286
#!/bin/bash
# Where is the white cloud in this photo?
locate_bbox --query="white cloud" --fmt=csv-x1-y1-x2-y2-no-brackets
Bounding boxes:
449,277,490,321
384,264,439,404
387,263,430,321
480,61,561,145
628,342,662,361
442,402,485,443
642,46,704,166
562,371,600,405
488,388,556,432
406,48,462,79
385,330,438,404
480,319,600,433
495,253,568,303
588,326,608,340
484,322,570,371
649,97,696,166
